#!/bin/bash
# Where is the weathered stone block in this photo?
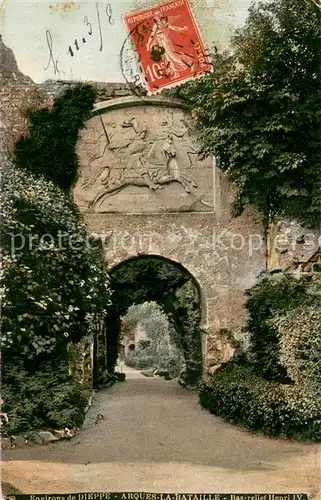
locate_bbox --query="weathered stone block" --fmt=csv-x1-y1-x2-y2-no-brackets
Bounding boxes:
1,437,12,449
74,104,214,215
31,433,44,444
11,435,26,448
37,431,58,443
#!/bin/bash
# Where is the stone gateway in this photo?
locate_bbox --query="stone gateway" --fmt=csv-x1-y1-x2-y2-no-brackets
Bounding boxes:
74,94,266,373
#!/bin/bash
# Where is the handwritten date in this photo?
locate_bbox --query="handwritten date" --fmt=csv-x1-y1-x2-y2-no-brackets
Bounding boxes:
44,3,115,74
68,3,114,57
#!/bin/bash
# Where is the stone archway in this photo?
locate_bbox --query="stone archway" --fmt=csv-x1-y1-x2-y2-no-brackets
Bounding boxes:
74,92,267,380
101,255,204,386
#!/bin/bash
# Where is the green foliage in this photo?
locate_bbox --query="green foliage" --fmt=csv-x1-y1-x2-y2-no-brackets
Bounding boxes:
199,362,321,441
199,273,321,441
172,281,203,383
1,355,89,435
116,372,126,382
275,302,321,390
1,164,111,358
244,272,319,380
95,370,125,390
0,84,111,435
14,84,97,192
124,353,156,370
180,0,321,226
110,257,188,317
122,302,185,377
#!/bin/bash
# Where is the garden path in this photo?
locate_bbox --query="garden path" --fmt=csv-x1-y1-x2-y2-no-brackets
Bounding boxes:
2,367,321,495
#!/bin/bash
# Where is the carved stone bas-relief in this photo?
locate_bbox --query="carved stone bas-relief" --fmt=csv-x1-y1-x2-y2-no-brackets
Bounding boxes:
75,106,214,213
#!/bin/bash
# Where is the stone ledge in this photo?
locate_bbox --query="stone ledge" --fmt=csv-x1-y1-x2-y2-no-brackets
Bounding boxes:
93,94,190,114
1,428,79,449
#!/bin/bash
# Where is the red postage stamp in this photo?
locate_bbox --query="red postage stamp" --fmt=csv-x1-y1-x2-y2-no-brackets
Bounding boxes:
123,0,213,95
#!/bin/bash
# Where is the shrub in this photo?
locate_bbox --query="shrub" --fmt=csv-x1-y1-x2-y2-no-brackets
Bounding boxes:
124,353,155,370
1,356,89,435
199,363,321,441
0,163,111,433
275,302,321,390
1,164,111,357
95,370,124,390
115,372,126,382
244,273,318,381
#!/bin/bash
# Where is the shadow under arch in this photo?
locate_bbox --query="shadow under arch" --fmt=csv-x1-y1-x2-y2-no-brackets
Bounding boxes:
99,254,204,387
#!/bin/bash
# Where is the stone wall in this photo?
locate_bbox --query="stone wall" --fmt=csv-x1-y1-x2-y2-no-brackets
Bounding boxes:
1,36,266,375
268,219,321,272
0,36,135,163
0,36,48,163
83,210,265,370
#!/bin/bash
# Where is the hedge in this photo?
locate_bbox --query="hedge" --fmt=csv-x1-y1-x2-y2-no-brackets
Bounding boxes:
244,273,319,381
1,164,111,356
1,164,111,434
124,353,156,370
199,362,321,441
275,303,321,390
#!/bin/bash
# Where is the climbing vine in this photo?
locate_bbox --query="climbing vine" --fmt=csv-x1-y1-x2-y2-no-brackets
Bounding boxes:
171,281,202,383
244,272,320,381
14,84,97,192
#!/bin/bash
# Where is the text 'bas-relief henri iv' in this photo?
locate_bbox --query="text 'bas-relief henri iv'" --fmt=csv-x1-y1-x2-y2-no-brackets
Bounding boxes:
75,106,214,213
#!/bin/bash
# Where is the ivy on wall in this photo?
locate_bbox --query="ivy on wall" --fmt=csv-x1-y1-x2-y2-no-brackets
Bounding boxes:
171,281,203,383
244,272,319,381
14,84,97,192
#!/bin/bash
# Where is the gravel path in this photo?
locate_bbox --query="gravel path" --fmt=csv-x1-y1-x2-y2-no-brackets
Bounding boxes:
2,368,321,494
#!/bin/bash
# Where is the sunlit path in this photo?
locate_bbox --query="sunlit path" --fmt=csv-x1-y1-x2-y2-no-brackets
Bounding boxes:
2,372,321,494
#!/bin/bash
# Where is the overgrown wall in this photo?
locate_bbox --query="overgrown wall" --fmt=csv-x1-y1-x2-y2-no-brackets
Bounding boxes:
1,36,266,374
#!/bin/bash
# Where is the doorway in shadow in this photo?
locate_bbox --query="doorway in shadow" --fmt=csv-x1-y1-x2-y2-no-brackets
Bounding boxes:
100,255,203,386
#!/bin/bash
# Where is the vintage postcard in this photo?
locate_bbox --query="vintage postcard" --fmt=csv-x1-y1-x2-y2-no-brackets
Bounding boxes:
0,0,320,498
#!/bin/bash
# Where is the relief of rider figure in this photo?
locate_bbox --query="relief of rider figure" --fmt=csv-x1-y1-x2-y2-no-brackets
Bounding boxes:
87,117,199,210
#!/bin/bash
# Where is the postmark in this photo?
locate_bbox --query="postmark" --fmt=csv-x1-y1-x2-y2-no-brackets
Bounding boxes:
123,0,213,95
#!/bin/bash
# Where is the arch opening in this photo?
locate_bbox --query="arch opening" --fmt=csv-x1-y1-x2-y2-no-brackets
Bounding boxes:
96,255,203,387
120,301,185,378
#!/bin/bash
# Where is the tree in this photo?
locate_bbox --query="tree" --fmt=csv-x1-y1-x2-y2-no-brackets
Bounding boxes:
180,0,321,228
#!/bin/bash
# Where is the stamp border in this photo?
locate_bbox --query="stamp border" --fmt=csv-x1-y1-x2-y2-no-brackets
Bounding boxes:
122,0,213,96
